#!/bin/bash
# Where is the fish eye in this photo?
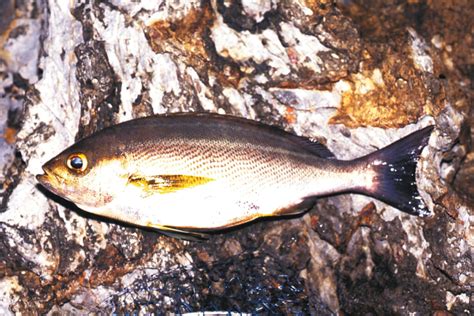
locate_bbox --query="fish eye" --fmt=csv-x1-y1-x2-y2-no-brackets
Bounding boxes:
66,153,88,172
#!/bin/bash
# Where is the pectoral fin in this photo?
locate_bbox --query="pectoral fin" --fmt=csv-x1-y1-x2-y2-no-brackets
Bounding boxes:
129,174,214,194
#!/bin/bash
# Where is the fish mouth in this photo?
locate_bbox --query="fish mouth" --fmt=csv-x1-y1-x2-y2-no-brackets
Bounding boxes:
36,166,63,194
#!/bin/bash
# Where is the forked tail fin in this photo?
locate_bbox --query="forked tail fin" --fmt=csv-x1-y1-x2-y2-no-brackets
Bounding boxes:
360,126,434,216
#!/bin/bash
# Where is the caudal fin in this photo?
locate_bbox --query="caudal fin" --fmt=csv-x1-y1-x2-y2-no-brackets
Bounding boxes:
361,126,434,216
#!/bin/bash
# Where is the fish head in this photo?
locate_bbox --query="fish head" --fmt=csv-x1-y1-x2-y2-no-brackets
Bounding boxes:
36,137,129,210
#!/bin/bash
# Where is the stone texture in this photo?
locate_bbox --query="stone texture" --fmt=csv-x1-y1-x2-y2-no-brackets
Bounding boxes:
0,0,472,314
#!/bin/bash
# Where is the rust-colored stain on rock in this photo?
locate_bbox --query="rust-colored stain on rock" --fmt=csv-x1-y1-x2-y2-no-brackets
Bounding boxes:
330,48,443,128
145,2,361,93
146,8,211,61
2,126,17,144
146,6,243,87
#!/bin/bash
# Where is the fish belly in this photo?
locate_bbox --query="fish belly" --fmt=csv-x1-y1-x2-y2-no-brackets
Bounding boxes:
118,178,306,229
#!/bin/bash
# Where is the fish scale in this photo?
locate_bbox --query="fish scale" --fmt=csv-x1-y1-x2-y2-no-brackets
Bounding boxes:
163,143,308,185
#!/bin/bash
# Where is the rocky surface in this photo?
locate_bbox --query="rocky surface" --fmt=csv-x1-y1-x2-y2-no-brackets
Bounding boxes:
0,0,472,314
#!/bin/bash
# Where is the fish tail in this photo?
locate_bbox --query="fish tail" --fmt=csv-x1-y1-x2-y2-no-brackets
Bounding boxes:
360,125,434,216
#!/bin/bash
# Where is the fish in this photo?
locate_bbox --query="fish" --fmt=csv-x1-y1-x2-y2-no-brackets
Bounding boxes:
36,113,434,237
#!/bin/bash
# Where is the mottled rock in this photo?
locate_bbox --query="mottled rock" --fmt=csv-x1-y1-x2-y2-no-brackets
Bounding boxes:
0,0,472,314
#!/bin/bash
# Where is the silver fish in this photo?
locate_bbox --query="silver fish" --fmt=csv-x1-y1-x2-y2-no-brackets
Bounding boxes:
36,113,433,236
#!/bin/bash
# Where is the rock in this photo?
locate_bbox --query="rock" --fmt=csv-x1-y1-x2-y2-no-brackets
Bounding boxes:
0,0,472,314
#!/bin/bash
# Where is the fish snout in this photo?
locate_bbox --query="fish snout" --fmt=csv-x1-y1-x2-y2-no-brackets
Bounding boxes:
36,165,63,192
36,172,59,195
35,173,49,185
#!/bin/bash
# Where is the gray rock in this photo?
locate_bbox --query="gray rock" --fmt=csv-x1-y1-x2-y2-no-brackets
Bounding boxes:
0,0,471,314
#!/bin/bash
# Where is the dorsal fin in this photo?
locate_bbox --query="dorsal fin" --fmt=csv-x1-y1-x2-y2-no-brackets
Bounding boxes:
290,134,335,159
